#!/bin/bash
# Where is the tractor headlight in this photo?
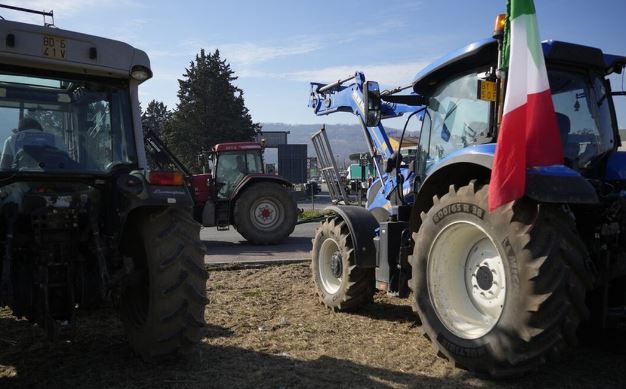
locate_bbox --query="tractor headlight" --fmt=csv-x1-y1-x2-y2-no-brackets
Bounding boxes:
130,65,152,81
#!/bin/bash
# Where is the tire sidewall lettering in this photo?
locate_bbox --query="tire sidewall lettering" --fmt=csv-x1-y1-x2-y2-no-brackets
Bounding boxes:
438,334,488,359
432,202,485,224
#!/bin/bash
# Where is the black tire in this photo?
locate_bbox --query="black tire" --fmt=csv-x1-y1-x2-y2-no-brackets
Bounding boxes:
120,208,208,359
410,181,592,377
311,216,374,311
233,182,297,245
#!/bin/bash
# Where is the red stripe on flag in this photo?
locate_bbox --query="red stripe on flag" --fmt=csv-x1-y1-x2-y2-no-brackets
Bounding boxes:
526,89,563,166
488,90,563,211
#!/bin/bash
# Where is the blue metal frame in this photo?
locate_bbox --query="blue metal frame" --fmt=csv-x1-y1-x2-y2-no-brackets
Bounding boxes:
309,71,423,161
309,71,424,214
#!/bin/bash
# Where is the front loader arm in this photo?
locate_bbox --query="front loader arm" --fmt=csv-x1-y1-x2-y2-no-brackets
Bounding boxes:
308,71,424,160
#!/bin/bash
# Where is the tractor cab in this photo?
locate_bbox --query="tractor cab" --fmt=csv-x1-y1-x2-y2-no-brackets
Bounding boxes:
410,38,625,184
210,142,264,199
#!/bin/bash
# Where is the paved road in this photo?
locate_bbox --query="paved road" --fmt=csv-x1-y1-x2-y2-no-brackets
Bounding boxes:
201,191,345,265
202,222,319,264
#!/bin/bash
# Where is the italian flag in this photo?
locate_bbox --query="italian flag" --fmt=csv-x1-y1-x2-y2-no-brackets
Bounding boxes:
488,0,563,211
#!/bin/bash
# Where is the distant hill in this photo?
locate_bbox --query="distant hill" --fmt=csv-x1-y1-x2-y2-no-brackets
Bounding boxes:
259,122,414,165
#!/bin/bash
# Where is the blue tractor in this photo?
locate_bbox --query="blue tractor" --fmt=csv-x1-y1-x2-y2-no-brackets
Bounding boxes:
308,16,626,377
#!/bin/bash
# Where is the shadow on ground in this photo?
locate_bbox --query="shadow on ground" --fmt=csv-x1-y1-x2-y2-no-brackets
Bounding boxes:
204,236,313,252
2,311,456,389
351,301,420,325
2,306,626,389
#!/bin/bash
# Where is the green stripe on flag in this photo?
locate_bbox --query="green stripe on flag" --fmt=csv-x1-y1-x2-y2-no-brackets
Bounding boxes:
510,0,535,20
526,16,543,70
501,3,510,71
501,0,538,72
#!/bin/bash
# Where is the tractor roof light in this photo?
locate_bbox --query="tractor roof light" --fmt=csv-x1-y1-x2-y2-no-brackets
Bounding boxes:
493,13,506,40
130,65,153,81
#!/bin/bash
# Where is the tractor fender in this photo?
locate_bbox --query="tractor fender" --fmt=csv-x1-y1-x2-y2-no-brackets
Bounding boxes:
323,205,379,268
413,146,495,228
525,165,598,204
413,144,599,228
229,173,293,202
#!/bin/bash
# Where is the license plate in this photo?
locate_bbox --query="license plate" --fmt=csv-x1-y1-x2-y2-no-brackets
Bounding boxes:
477,79,497,102
42,34,66,60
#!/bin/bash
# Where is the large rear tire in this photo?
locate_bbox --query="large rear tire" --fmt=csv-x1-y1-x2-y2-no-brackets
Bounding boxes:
410,182,592,377
120,208,208,359
233,182,297,244
311,216,374,311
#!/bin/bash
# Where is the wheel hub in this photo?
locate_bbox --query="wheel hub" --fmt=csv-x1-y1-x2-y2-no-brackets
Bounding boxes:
250,199,280,229
260,207,272,219
467,239,505,311
476,265,494,290
330,251,343,278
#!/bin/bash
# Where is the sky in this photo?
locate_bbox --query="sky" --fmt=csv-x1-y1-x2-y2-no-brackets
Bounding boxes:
3,0,626,126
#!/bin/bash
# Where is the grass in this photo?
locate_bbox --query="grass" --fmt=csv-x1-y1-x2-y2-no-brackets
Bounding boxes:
298,209,324,221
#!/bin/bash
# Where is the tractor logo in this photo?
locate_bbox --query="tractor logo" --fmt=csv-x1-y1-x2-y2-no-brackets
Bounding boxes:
351,89,365,116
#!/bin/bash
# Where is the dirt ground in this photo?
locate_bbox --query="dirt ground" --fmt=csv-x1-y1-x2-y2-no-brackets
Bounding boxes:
1,262,625,389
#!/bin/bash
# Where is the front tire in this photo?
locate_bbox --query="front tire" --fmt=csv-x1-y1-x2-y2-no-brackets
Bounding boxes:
311,216,374,311
120,208,208,359
410,182,592,377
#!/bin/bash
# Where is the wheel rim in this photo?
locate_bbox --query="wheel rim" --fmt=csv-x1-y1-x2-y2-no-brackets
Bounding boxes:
427,221,506,339
249,197,283,230
318,237,343,294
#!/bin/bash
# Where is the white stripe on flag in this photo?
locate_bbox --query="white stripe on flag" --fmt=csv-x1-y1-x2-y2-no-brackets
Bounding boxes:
502,13,550,116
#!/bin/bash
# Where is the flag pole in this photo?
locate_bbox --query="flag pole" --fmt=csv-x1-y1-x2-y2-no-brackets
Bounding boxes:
493,13,508,133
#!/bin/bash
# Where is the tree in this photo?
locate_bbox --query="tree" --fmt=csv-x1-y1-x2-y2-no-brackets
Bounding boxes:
141,100,171,136
164,49,260,172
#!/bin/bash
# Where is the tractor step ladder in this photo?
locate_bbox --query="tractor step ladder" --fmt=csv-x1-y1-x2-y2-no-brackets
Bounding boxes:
216,201,230,231
215,200,231,231
311,125,349,204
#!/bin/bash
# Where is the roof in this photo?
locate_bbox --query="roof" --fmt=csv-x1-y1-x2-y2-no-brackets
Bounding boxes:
412,38,497,95
412,38,626,95
214,142,263,152
0,19,151,80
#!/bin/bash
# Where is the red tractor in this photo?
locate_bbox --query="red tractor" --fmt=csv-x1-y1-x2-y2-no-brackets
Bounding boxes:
146,131,297,244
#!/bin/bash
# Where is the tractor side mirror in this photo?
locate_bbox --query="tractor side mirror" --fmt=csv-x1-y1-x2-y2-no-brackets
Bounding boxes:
363,81,381,127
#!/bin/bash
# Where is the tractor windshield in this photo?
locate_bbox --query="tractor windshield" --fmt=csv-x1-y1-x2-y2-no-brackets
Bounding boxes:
215,150,263,199
549,69,614,169
0,71,136,173
419,67,614,173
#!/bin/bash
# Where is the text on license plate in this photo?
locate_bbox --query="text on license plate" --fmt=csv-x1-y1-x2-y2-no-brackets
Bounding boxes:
42,34,66,59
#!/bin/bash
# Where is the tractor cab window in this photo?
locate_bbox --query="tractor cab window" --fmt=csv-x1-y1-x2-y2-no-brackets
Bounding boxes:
245,150,264,173
215,149,264,199
421,71,492,171
0,72,136,173
215,151,246,199
548,69,614,168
